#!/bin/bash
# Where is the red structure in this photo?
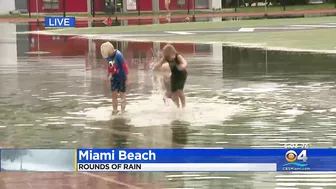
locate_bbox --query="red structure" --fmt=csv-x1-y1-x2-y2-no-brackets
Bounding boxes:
28,22,89,56
27,17,211,59
29,0,104,13
133,0,153,12
126,0,195,12
28,0,198,13
158,0,195,11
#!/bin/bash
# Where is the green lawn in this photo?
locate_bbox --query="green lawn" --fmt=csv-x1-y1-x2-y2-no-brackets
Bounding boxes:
47,16,336,35
137,28,336,51
42,16,336,52
237,2,335,12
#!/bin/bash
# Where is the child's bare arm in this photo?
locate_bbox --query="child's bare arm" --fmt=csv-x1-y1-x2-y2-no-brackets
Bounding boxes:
176,55,187,71
153,58,165,71
107,71,111,80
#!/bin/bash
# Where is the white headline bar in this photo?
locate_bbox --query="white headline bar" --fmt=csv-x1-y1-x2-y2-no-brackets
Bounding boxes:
77,163,277,172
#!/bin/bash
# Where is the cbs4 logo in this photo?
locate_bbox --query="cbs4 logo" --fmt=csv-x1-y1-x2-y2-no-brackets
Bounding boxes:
285,150,308,163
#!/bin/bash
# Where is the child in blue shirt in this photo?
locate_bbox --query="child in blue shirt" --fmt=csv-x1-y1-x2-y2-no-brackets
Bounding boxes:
100,42,129,114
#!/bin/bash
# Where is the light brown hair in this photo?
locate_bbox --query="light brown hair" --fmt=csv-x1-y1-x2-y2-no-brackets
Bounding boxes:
162,44,177,60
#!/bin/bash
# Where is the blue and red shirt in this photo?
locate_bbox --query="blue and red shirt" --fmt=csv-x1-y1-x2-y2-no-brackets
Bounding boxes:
106,50,129,81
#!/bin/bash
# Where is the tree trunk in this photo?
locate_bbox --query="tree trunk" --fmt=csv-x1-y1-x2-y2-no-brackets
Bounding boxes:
20,155,23,170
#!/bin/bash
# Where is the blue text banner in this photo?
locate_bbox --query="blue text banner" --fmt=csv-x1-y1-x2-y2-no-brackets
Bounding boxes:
76,148,336,172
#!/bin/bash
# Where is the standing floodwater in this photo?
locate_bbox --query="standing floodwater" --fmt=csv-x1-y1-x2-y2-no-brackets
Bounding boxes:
1,22,336,188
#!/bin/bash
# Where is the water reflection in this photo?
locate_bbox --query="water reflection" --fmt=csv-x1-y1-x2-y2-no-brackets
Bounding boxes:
222,46,336,77
0,23,18,65
90,16,210,27
171,120,189,147
108,118,132,148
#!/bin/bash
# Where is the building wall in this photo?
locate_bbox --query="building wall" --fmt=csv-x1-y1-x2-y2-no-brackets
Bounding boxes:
195,0,208,8
93,0,104,12
26,0,216,13
159,0,195,11
15,0,28,11
29,0,89,13
126,0,195,12
127,0,152,11
209,0,221,9
0,0,15,14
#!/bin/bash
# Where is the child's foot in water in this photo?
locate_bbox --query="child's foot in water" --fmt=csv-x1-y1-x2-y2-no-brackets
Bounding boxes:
112,110,119,115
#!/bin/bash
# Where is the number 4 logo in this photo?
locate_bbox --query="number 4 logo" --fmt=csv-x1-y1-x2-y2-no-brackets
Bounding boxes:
297,150,308,162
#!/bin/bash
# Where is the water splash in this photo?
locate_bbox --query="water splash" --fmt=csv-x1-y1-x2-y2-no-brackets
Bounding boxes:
72,94,241,127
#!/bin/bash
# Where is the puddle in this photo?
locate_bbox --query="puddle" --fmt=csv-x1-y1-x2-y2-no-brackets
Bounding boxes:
1,21,336,189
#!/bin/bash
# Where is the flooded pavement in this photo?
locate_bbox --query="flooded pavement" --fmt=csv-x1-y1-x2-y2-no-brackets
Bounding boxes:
1,22,336,188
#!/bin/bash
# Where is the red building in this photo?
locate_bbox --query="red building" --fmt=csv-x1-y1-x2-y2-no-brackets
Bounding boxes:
29,0,102,13
28,0,200,13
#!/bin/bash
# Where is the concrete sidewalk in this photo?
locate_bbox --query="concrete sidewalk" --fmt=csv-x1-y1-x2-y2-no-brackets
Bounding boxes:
0,8,336,23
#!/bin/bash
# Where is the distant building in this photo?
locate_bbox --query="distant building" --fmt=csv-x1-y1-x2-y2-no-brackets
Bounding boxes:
1,0,221,15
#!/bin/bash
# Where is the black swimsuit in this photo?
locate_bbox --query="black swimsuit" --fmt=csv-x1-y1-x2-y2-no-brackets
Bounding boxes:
167,54,187,92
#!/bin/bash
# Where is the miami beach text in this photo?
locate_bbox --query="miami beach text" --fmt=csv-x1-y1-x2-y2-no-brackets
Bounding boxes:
78,149,157,161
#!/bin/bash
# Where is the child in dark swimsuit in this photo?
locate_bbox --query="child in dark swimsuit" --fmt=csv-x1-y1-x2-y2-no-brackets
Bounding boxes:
153,44,188,108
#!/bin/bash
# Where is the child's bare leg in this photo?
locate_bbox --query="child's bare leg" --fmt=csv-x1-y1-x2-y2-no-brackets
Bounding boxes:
163,91,171,105
112,91,118,113
120,92,126,113
172,92,180,108
177,90,186,108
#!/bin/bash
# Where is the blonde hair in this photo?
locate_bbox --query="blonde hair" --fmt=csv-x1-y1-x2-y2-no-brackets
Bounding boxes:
100,41,115,58
162,44,177,60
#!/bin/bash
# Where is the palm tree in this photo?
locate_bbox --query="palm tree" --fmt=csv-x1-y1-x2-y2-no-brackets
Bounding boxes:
1,149,30,170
